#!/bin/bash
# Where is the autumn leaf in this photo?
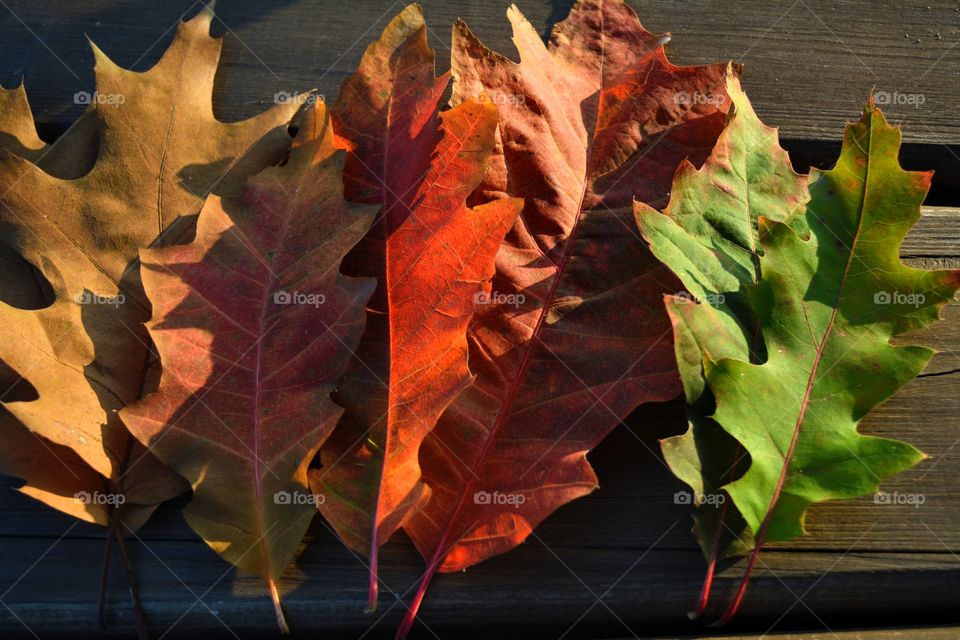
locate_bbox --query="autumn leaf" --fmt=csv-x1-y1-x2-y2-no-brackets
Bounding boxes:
0,4,299,529
309,5,522,611
400,0,735,633
634,74,808,616
0,364,118,525
0,84,97,310
120,100,375,632
0,86,123,527
702,103,958,623
0,84,98,179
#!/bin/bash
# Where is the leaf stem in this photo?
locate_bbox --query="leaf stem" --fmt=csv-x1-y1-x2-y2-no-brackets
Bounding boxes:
111,516,149,640
367,541,379,613
268,577,290,634
395,559,436,640
689,529,719,619
98,525,115,631
710,544,760,627
691,440,744,618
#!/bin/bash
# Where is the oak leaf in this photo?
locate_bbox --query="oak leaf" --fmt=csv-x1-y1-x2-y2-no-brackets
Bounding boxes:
120,100,376,632
0,5,299,529
635,74,808,616
401,0,735,633
0,86,116,526
308,5,522,610
649,101,959,623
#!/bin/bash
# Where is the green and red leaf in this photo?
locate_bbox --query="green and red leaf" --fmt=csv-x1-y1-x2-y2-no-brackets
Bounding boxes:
635,74,809,615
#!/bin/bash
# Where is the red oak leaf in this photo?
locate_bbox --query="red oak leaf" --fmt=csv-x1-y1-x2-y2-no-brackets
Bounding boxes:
400,1,737,634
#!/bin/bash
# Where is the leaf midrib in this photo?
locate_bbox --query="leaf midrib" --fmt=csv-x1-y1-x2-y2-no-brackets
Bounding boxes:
419,5,614,569
751,114,873,543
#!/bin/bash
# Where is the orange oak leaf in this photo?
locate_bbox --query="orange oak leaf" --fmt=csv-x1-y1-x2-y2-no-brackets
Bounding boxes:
400,1,737,634
308,5,522,611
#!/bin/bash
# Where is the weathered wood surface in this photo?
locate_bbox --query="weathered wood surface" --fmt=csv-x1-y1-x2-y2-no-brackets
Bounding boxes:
665,629,960,640
0,0,957,144
0,240,957,638
3,0,960,193
0,0,959,638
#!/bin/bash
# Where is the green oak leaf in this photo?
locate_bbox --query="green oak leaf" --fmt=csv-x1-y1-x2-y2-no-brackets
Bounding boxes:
635,74,809,567
696,101,960,624
710,103,958,549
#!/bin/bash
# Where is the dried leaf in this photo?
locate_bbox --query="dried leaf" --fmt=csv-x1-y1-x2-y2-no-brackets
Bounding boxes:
121,100,375,630
0,5,299,526
309,5,522,610
400,1,734,632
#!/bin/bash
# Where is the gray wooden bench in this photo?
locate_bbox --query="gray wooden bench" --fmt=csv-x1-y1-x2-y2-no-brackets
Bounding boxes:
1,1,958,638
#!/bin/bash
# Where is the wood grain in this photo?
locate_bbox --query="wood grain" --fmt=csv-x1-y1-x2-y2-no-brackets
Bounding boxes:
0,0,956,143
3,0,960,194
0,1,958,638
1,287,957,638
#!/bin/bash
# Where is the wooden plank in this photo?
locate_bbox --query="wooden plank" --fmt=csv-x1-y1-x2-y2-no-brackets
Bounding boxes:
907,208,960,258
659,628,960,640
0,534,959,639
4,0,960,195
0,213,957,638
2,0,959,146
